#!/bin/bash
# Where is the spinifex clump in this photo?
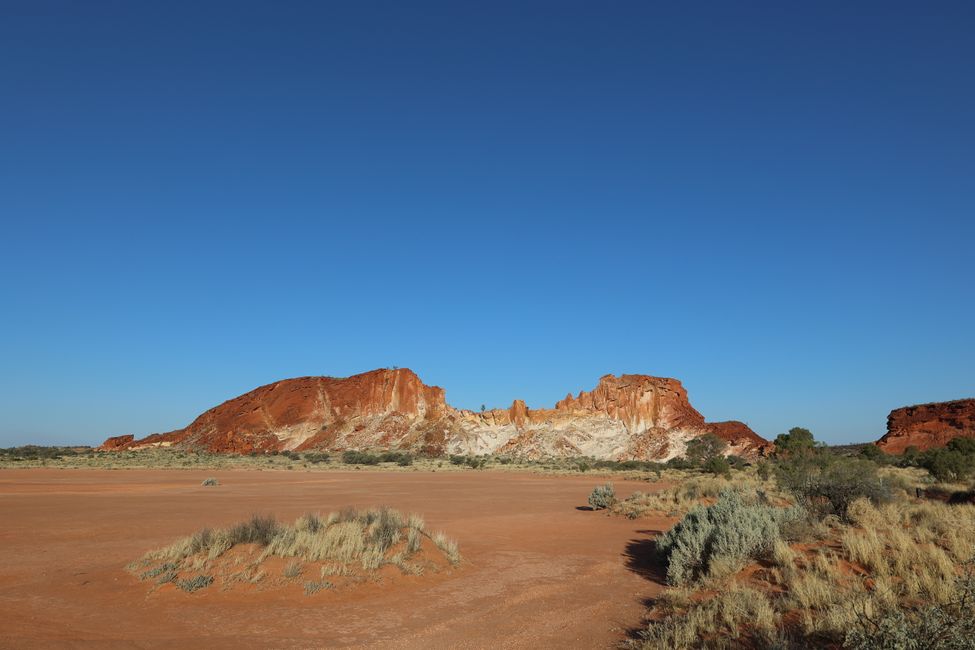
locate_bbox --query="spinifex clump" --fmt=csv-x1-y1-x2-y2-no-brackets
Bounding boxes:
128,507,460,594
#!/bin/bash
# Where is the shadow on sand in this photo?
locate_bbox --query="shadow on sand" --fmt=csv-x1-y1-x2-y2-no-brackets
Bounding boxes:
621,531,670,641
622,533,668,583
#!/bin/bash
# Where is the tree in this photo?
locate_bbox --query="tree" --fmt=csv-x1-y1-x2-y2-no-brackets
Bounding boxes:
480,404,486,413
684,433,728,466
773,427,816,458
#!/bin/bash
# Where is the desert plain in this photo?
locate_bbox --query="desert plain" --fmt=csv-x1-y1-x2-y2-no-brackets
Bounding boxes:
0,468,666,649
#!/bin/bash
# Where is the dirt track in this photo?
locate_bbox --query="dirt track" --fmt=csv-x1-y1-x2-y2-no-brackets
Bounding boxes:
0,469,670,649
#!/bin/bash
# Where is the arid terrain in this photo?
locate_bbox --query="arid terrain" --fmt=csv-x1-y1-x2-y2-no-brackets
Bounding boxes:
0,468,668,649
3,388,975,648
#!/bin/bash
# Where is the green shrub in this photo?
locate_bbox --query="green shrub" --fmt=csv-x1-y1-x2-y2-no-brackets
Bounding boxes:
371,451,413,465
342,450,380,465
665,457,694,470
156,569,177,585
858,444,890,463
303,580,333,595
139,562,176,580
589,459,665,472
656,490,801,585
947,437,975,455
916,440,975,482
703,455,731,478
176,575,213,592
899,445,922,466
588,483,616,510
447,454,487,469
776,456,893,520
726,455,747,469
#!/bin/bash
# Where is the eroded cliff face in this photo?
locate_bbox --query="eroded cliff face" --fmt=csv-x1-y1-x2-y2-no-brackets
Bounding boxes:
875,399,975,454
99,368,769,460
450,374,767,459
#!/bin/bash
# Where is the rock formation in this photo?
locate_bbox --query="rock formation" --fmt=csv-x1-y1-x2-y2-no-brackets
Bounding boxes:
98,434,135,451
98,368,769,460
875,398,975,454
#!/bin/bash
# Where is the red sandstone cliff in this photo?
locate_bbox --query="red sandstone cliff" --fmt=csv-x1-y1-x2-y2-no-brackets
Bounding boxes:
98,368,768,460
875,398,975,454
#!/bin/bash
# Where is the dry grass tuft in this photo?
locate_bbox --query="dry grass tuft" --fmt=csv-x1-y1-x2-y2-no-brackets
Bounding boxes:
130,506,461,595
612,473,786,520
432,531,461,566
638,584,779,647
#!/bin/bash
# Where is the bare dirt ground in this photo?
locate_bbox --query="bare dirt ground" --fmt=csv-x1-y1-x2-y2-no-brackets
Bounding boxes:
0,469,669,649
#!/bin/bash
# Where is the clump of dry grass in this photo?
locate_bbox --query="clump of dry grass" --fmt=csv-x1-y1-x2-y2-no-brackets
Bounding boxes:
431,530,461,566
129,506,460,594
771,497,975,639
282,560,303,578
320,563,354,577
612,473,783,519
636,584,779,648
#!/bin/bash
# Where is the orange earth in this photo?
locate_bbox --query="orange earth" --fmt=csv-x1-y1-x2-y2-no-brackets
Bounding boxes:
0,469,671,649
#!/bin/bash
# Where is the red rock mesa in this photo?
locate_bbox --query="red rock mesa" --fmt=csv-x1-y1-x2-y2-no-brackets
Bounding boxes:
99,368,769,460
875,398,975,454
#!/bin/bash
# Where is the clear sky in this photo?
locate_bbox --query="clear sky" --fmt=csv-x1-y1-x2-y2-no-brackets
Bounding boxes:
1,1,973,447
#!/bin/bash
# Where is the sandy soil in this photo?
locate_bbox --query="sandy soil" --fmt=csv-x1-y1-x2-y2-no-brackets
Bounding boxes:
0,469,670,649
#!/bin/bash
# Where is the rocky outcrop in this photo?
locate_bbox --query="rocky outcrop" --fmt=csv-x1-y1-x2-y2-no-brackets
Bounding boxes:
875,398,975,454
98,368,769,460
704,420,769,450
98,434,135,451
453,374,768,460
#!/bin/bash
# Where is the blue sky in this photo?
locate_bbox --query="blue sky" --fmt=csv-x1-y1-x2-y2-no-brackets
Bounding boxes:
1,1,972,447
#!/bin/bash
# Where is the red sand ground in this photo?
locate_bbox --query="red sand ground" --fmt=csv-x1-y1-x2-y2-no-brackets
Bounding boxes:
0,469,670,649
